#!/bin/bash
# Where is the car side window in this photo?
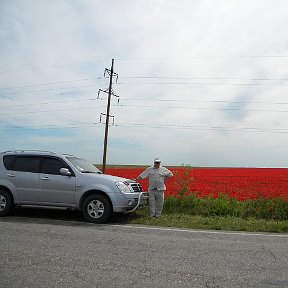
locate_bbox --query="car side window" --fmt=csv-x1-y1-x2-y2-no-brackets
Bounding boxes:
42,158,70,175
3,155,16,170
13,156,41,173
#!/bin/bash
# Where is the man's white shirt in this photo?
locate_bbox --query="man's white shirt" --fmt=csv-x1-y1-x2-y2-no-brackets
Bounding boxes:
139,166,173,191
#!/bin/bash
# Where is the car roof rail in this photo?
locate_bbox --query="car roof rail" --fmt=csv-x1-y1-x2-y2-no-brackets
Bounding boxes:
3,150,57,154
62,153,76,157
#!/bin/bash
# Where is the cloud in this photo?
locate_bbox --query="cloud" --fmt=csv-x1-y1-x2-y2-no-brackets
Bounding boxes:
0,0,288,167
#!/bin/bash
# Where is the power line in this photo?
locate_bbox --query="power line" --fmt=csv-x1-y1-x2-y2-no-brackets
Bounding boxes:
116,55,288,62
120,76,288,81
1,75,287,98
1,54,288,74
0,77,104,90
2,103,288,115
0,59,109,74
0,123,100,131
2,97,288,109
1,79,287,98
118,82,288,86
120,98,288,105
1,122,288,134
0,98,100,109
0,105,107,115
0,83,106,96
1,75,287,92
112,122,288,134
116,104,288,113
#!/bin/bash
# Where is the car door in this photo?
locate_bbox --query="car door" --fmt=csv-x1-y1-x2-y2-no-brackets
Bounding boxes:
39,157,76,204
7,156,41,202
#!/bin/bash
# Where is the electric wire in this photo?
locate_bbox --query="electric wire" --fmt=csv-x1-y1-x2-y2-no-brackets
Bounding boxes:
1,54,288,74
0,123,98,131
1,75,288,91
1,122,288,134
111,122,288,134
0,105,107,115
120,98,288,105
0,98,99,108
2,79,288,97
2,97,288,109
0,83,106,96
116,55,288,63
120,76,288,81
1,56,288,135
0,77,104,90
118,82,288,86
2,105,288,115
116,104,288,113
2,102,288,115
0,59,109,74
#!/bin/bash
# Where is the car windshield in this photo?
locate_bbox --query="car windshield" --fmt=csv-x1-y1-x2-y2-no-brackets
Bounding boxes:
66,156,102,174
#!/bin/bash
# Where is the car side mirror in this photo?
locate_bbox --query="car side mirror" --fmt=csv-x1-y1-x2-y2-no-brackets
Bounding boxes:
60,168,72,176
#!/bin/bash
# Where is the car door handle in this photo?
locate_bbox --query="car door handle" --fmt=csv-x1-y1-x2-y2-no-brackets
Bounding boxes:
41,176,50,180
7,173,15,177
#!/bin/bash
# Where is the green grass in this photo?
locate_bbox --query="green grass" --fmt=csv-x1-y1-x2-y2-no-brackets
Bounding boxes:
111,193,288,233
164,194,288,220
114,210,288,233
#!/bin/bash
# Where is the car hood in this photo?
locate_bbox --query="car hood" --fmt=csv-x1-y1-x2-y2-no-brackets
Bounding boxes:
79,172,132,183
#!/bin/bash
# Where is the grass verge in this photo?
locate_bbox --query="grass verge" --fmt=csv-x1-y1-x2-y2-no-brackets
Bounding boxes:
113,209,288,233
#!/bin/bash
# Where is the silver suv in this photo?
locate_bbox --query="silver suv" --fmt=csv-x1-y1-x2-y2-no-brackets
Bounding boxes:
0,150,147,223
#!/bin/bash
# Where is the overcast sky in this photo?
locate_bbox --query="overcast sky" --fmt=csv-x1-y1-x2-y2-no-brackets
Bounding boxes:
1,0,288,167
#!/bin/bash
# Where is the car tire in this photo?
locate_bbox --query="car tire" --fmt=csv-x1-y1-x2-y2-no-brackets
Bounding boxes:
0,189,13,217
82,194,112,224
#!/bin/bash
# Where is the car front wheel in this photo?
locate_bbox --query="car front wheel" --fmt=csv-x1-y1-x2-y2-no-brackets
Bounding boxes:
82,194,112,223
0,189,13,217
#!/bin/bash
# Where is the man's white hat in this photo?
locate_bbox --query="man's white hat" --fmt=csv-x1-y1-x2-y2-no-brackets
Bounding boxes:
154,157,161,163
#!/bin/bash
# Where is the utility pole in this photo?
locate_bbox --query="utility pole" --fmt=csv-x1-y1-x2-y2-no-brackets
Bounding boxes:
99,59,119,173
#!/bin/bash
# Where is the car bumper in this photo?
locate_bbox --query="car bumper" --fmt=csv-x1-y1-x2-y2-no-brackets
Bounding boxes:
113,192,149,213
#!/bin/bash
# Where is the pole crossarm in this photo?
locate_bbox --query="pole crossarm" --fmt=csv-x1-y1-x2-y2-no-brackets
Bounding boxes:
98,88,120,104
104,68,118,83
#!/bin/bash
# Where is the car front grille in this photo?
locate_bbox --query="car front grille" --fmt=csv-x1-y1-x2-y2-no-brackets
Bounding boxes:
130,183,143,192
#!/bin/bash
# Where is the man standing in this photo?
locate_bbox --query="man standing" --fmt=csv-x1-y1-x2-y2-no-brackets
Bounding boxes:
136,158,173,217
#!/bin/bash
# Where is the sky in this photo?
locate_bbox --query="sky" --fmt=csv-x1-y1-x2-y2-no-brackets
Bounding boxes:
1,0,288,167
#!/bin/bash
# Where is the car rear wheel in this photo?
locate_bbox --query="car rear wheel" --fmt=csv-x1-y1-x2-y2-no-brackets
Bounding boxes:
82,194,112,223
0,189,13,217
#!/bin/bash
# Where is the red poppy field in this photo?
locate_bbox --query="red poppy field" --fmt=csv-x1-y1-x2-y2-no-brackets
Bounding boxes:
105,167,288,201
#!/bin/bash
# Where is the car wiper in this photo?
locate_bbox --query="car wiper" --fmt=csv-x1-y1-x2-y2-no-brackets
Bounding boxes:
81,171,96,174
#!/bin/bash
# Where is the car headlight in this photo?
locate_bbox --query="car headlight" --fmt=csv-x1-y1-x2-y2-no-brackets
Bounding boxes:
115,181,132,193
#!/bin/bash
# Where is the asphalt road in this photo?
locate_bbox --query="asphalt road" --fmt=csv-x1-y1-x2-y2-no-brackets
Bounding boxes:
1,208,288,288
